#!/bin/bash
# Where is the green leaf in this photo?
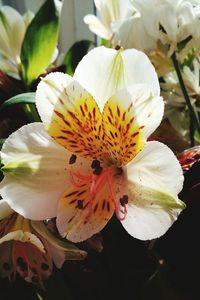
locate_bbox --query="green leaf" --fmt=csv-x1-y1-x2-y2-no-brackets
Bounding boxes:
20,0,59,86
62,40,93,75
194,128,200,144
0,93,35,112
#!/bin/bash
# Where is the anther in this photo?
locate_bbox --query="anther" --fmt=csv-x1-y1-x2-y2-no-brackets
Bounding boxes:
91,159,101,169
69,154,77,164
120,195,128,206
91,159,103,175
115,45,121,50
93,166,103,175
77,200,84,209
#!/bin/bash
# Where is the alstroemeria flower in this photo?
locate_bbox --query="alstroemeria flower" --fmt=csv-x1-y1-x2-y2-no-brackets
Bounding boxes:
0,6,34,76
0,200,86,285
84,0,135,40
133,0,200,55
0,47,184,242
178,146,200,171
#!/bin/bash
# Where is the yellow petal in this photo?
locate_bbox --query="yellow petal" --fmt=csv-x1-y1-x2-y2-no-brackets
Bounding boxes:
56,181,115,242
102,90,144,166
47,80,105,160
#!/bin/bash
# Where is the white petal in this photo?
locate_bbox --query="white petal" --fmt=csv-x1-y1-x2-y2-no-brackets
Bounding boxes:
36,72,73,124
120,141,185,240
112,16,157,52
0,200,13,220
23,10,34,28
0,123,70,220
127,84,164,138
121,196,183,240
0,6,26,63
74,46,160,111
31,221,87,267
127,141,184,195
0,58,19,78
84,14,111,39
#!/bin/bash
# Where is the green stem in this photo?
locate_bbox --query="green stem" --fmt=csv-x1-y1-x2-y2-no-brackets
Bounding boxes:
171,52,200,146
24,103,41,122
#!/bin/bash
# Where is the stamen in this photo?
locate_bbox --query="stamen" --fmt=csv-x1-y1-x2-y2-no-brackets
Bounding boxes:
107,177,127,221
86,169,113,221
70,166,128,223
70,171,92,187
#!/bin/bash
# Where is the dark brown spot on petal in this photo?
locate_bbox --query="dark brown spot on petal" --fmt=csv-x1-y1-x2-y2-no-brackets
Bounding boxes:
68,216,75,223
69,199,77,204
84,103,88,111
110,131,115,139
108,107,113,118
131,132,139,138
80,105,85,117
107,116,113,125
41,263,49,271
77,190,86,197
65,191,78,197
122,112,126,121
102,199,106,210
16,257,28,271
116,106,120,117
93,203,98,213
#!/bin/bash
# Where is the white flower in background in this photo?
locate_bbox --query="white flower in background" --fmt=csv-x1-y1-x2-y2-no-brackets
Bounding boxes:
84,0,135,40
0,200,86,285
133,0,200,55
161,59,200,141
0,46,184,243
0,6,34,76
112,13,157,52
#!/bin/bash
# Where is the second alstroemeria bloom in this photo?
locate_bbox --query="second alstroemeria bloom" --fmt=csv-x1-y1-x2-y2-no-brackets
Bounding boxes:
0,47,185,242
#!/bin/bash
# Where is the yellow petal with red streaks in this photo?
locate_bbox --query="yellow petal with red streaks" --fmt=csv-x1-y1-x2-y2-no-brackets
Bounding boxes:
102,89,144,166
36,73,104,160
56,182,115,242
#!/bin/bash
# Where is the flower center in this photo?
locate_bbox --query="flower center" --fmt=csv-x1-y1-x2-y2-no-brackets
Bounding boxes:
69,160,128,221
